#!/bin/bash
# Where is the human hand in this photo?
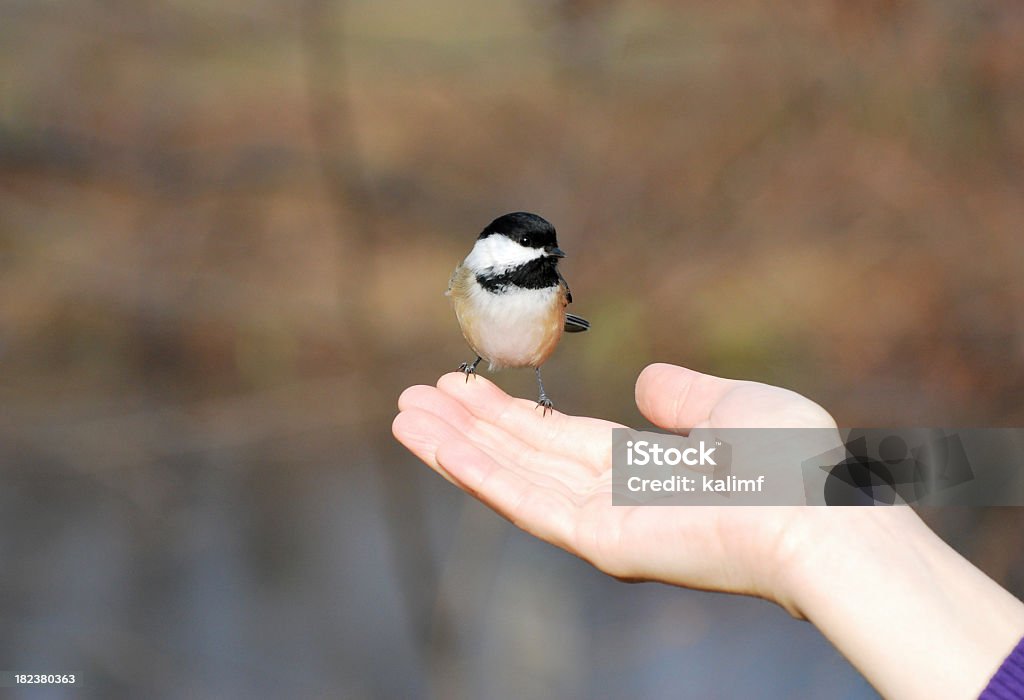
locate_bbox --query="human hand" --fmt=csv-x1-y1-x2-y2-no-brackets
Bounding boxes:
394,364,1024,699
392,362,836,613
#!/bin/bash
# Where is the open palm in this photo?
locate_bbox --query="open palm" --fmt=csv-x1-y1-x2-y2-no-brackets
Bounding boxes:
392,363,837,611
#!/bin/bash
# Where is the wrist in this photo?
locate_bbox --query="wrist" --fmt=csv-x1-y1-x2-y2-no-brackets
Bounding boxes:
775,506,926,619
777,507,1024,699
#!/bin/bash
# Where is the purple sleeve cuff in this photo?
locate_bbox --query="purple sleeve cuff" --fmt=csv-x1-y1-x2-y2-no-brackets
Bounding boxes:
981,636,1024,699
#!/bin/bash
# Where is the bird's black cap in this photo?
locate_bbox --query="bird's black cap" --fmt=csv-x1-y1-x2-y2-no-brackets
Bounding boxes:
479,212,558,249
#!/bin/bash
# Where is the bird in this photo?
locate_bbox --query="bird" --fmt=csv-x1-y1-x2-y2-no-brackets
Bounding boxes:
446,212,590,415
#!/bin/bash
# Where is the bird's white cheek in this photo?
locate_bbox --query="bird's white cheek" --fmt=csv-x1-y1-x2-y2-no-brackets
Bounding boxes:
464,236,544,272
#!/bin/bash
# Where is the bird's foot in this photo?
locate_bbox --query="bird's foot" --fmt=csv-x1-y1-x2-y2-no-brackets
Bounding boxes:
458,357,482,382
535,396,554,417
533,366,553,416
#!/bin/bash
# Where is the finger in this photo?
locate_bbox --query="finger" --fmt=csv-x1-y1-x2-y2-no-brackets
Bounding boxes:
391,407,534,505
435,372,620,469
436,438,576,549
399,383,527,471
400,383,600,494
399,384,483,439
634,363,738,431
391,408,467,486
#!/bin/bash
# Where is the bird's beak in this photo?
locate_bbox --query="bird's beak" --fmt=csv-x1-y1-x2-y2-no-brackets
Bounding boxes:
546,246,566,258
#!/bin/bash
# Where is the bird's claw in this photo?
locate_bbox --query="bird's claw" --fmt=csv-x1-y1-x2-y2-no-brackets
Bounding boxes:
458,362,477,382
535,397,554,417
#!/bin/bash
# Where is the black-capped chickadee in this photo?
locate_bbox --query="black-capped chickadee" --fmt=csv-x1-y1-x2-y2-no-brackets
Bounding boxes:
446,212,590,415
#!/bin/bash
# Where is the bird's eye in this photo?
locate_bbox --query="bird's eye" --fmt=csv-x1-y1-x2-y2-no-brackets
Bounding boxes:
519,236,530,246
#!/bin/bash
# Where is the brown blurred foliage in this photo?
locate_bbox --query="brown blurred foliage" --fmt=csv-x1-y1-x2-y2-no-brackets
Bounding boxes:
3,1,1022,430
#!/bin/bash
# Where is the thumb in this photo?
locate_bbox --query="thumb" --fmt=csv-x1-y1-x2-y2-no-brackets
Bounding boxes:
634,363,737,431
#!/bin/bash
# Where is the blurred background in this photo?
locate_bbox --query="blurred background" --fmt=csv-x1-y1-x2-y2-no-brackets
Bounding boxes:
2,0,1023,697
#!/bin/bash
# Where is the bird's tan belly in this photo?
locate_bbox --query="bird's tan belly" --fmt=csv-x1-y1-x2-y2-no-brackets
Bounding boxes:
455,286,565,369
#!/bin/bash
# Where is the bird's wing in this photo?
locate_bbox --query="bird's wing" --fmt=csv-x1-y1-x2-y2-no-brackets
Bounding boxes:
557,269,573,304
557,270,589,331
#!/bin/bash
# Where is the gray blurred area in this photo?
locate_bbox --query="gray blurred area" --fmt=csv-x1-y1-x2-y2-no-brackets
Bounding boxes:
2,0,1023,697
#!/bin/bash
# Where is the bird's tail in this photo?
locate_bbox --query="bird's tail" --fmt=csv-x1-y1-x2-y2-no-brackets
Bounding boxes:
564,314,590,333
